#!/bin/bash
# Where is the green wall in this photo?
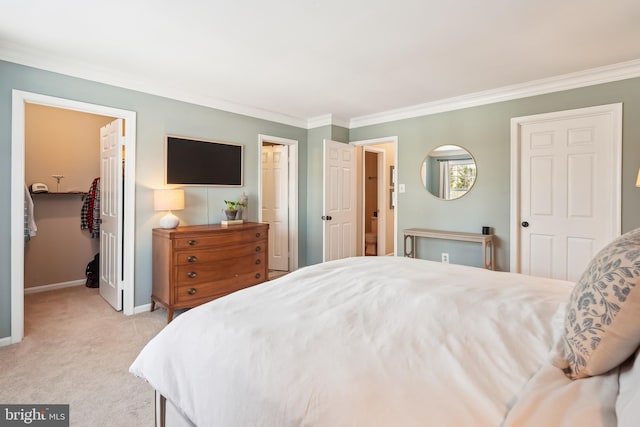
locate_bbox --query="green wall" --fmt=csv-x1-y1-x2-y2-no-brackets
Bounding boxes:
0,60,308,339
350,77,640,269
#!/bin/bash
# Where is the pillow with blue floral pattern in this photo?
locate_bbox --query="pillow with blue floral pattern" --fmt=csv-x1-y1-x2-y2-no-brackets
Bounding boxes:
553,228,640,379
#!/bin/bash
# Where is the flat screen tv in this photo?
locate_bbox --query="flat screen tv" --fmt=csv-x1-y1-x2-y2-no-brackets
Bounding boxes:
165,135,244,186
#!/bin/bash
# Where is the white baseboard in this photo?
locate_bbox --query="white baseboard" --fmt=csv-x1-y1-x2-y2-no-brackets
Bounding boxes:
24,279,86,294
0,336,13,347
133,303,152,314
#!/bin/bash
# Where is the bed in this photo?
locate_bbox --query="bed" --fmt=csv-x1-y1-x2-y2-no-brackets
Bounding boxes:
130,229,640,427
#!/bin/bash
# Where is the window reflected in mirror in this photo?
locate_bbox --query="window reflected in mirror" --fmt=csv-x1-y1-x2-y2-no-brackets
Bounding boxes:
420,145,477,200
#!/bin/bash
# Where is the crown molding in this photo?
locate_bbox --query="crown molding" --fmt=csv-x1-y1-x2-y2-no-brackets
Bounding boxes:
306,114,333,129
330,115,350,129
2,41,639,131
349,59,640,129
0,42,309,129
307,114,350,129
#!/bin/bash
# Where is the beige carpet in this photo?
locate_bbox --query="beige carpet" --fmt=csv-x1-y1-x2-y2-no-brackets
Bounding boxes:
0,286,167,427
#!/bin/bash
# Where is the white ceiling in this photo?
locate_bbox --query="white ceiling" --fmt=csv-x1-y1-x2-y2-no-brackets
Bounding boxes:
1,0,640,128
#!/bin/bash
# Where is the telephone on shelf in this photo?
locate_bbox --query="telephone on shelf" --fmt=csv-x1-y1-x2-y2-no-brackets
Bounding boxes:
30,183,49,193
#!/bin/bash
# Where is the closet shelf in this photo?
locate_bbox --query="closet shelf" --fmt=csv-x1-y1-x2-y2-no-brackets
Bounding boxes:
31,191,88,199
31,191,86,195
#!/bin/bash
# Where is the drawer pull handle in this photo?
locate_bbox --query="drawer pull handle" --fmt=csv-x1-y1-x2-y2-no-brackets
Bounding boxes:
256,232,261,238
187,288,197,295
188,240,197,246
187,271,198,278
187,256,198,263
255,259,261,265
255,246,261,252
255,273,261,279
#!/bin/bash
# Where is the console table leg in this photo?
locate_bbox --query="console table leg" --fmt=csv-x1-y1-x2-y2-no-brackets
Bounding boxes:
483,240,495,270
403,235,415,258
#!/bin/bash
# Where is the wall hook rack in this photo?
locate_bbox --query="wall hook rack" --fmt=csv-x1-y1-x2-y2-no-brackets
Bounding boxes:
51,174,64,192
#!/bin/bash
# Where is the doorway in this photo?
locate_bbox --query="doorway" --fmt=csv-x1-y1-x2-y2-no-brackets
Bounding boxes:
258,134,299,273
10,90,137,344
352,137,398,257
23,104,114,300
363,147,384,256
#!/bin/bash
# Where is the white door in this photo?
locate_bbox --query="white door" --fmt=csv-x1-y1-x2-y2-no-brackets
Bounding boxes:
99,118,124,310
514,104,621,281
262,145,289,271
323,140,357,262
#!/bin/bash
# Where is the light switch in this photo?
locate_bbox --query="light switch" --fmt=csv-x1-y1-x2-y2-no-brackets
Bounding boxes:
399,183,406,193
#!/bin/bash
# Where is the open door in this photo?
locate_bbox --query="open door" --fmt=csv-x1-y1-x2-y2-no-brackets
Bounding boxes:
99,118,124,310
323,139,356,262
262,144,289,271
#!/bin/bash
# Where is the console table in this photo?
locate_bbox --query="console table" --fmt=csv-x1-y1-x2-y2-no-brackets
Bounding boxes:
403,228,494,270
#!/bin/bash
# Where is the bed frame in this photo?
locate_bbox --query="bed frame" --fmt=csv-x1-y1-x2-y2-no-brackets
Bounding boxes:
155,392,194,427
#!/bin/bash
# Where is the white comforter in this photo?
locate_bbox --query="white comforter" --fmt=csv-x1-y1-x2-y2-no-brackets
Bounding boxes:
130,256,576,426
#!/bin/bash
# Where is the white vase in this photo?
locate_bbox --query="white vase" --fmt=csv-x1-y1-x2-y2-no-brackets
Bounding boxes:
159,211,180,229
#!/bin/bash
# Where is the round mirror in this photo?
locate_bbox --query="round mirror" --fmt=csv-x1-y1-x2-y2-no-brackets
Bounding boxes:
420,145,477,200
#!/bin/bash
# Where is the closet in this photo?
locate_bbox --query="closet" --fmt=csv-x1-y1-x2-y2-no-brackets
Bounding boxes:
24,104,115,292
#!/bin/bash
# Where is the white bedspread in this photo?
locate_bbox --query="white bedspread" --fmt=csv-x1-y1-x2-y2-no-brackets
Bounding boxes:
130,256,576,426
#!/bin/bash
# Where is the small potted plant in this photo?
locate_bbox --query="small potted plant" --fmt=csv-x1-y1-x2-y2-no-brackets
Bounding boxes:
224,199,246,220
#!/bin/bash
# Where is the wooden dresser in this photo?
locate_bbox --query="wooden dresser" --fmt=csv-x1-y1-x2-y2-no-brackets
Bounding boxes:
151,222,269,322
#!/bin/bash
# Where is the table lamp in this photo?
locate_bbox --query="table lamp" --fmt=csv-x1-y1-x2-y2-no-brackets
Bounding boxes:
636,168,640,187
154,189,184,229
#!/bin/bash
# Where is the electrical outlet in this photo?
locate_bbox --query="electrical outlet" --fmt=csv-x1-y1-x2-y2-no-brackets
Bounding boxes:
441,253,449,264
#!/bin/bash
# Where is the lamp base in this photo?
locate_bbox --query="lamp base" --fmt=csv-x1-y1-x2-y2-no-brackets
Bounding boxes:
159,211,180,229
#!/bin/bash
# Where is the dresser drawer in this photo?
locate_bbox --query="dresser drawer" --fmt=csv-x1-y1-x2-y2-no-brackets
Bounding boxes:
174,229,266,249
175,241,266,266
176,254,265,285
176,272,265,304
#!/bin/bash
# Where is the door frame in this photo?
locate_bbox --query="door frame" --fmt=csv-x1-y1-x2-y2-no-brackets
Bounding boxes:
257,134,299,271
351,136,399,256
10,90,137,344
509,103,622,273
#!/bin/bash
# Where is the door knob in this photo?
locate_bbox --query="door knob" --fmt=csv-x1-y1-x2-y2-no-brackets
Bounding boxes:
521,221,529,228
321,216,333,221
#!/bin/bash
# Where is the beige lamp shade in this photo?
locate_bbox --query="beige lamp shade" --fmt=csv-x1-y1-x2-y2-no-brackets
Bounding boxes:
154,189,184,228
154,189,185,211
636,168,640,187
